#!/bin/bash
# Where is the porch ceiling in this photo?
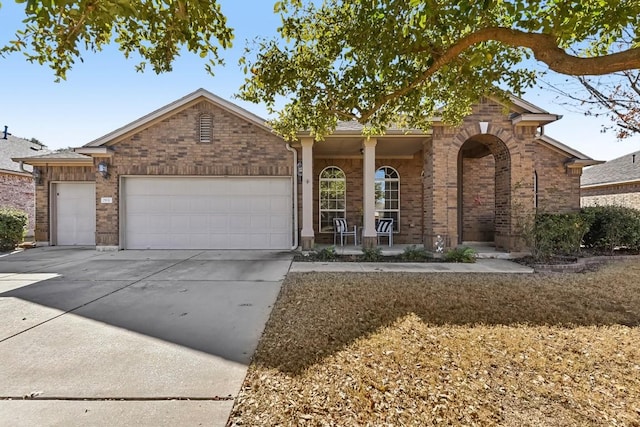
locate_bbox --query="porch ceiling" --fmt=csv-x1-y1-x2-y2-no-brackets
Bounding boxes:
313,136,428,158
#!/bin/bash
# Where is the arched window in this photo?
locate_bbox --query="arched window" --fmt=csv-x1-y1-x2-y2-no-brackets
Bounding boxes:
319,166,346,233
375,166,399,232
199,113,212,143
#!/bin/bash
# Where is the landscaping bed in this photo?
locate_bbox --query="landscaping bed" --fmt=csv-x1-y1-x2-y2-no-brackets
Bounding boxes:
229,260,640,426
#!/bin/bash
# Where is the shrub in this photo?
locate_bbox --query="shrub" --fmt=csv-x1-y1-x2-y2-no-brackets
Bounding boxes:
0,208,28,251
529,213,589,260
444,247,476,263
361,247,382,262
401,245,432,262
313,246,337,261
582,205,640,253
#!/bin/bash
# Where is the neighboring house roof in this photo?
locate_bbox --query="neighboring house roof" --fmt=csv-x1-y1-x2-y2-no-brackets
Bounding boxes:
12,151,93,167
83,88,271,147
581,149,640,187
0,135,49,175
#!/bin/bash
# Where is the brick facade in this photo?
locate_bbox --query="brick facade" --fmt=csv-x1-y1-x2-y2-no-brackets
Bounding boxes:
95,100,292,246
581,182,640,209
0,172,35,237
29,92,586,252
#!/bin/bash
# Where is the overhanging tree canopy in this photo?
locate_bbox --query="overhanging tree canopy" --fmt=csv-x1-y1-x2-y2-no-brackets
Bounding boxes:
239,0,640,140
1,0,234,80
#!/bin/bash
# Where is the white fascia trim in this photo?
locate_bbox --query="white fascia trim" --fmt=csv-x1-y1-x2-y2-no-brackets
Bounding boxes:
581,179,640,189
74,147,115,156
512,113,561,126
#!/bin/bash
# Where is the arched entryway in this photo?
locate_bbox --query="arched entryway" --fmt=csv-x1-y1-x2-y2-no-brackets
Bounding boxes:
457,134,511,250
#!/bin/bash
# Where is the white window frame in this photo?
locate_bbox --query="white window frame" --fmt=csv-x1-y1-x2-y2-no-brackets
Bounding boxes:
319,166,346,233
375,166,400,232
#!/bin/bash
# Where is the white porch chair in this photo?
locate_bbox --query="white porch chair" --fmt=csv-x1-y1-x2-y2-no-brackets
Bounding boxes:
333,218,357,246
376,217,394,247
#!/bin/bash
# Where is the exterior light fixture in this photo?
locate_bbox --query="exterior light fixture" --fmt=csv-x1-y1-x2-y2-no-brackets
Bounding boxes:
32,167,42,185
98,161,109,178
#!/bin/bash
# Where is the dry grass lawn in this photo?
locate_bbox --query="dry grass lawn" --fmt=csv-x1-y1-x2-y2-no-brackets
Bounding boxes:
229,260,640,426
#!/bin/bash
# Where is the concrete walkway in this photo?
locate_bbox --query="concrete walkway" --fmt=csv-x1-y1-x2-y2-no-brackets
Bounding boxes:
0,247,292,427
290,258,534,273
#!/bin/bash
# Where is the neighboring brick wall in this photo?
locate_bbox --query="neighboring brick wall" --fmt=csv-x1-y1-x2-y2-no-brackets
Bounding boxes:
0,172,35,237
581,182,640,209
311,153,423,245
96,100,292,246
34,166,95,243
461,155,495,242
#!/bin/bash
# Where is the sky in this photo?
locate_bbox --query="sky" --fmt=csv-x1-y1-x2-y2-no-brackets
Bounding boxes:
1,1,639,161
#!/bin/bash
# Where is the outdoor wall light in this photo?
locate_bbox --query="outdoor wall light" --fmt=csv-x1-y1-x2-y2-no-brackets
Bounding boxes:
98,161,109,178
32,167,42,185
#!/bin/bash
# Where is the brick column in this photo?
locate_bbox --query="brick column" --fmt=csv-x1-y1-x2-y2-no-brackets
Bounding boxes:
362,138,377,248
300,137,315,250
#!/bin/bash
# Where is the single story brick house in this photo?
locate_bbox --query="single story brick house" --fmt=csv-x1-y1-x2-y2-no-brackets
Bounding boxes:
1,134,49,237
581,149,640,209
15,89,599,251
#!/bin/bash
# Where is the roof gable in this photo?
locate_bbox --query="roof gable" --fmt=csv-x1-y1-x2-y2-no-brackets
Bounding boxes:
84,88,271,147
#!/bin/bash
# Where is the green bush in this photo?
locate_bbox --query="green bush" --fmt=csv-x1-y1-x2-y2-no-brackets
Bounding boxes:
361,247,382,262
582,205,640,253
313,246,337,261
529,213,589,259
401,245,432,262
444,247,476,263
0,208,28,251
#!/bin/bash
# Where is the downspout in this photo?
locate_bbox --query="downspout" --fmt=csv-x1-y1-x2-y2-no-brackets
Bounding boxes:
286,143,299,250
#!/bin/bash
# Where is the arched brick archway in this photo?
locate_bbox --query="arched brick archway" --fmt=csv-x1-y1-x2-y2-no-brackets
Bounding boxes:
457,133,511,249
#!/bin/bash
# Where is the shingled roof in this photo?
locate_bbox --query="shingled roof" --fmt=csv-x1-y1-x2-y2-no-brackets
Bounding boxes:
0,135,49,174
581,149,640,187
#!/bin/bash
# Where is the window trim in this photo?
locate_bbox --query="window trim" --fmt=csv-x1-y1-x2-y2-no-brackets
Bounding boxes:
319,166,346,234
375,166,400,232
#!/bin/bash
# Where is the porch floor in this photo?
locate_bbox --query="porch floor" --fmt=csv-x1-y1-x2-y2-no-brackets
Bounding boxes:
310,241,522,259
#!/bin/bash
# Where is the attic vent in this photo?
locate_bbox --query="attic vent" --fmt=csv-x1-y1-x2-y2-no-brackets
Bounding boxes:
199,113,213,143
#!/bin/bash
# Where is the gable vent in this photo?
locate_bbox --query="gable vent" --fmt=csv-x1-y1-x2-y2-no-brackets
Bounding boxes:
199,113,213,143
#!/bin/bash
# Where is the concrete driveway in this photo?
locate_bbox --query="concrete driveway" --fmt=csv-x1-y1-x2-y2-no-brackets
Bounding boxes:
0,247,292,427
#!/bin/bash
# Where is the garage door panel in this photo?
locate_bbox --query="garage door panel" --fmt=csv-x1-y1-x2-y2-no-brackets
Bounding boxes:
124,177,291,249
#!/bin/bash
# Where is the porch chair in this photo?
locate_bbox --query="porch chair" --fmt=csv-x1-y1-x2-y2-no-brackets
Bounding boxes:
376,217,394,247
333,218,358,246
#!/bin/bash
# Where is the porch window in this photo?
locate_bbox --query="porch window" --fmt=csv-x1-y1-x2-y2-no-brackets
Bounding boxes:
375,166,399,232
319,166,346,233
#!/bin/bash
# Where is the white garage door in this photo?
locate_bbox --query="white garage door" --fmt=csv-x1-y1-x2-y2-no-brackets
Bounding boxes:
123,177,292,249
55,182,96,245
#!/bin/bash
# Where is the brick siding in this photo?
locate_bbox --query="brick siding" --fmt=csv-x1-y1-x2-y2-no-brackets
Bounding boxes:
581,182,640,209
0,172,35,237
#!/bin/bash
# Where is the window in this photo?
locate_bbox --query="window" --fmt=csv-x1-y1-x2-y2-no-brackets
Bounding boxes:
199,113,212,143
534,171,539,209
375,166,399,232
319,166,346,233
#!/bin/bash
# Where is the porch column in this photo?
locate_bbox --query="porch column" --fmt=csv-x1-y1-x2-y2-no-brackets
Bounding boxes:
362,137,377,248
300,137,315,250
